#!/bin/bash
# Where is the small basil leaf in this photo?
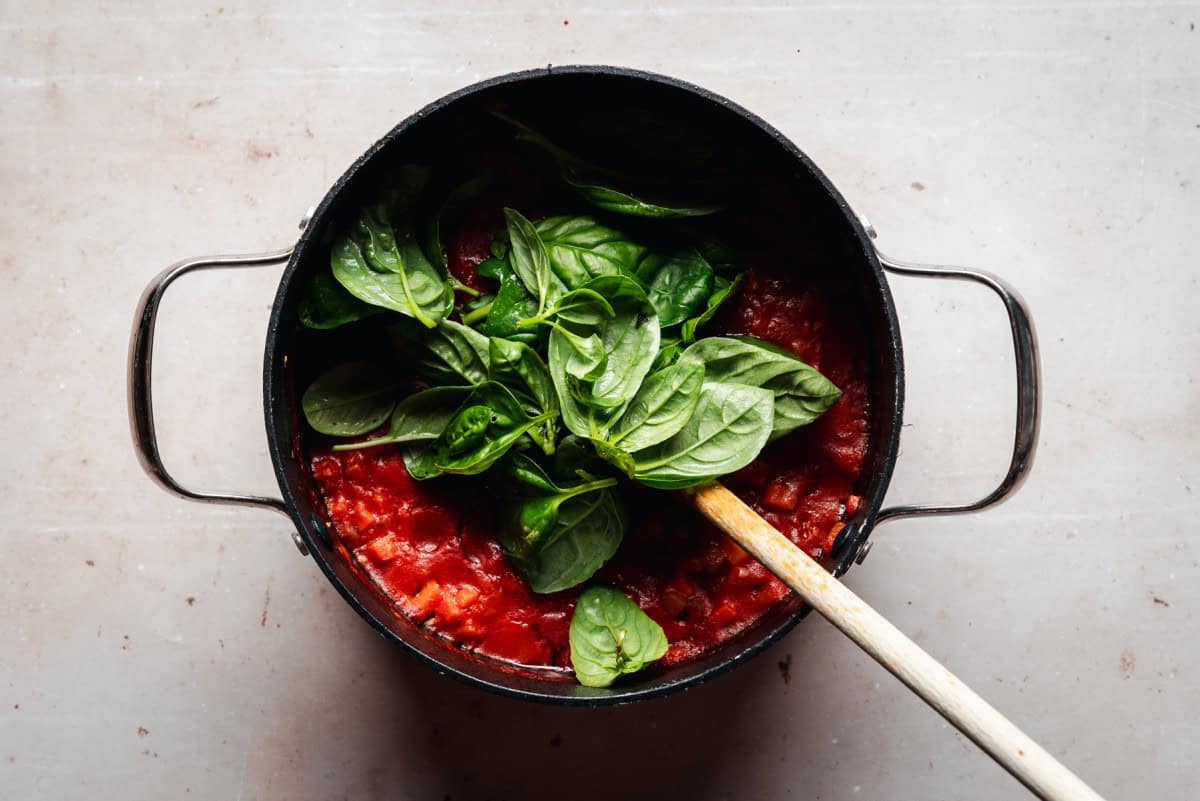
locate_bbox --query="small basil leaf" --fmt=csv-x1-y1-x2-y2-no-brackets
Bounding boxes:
631,381,774,489
332,386,470,452
403,319,491,387
298,271,382,330
477,255,542,346
680,273,743,344
607,354,705,452
565,176,720,219
535,215,646,284
569,586,669,688
488,337,559,454
682,336,841,439
634,249,715,327
505,208,563,316
302,362,396,437
434,382,556,475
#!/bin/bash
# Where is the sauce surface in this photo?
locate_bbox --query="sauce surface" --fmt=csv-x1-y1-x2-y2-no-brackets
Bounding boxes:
309,207,871,675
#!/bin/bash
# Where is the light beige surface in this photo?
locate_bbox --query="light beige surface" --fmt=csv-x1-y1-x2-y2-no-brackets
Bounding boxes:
2,2,1197,800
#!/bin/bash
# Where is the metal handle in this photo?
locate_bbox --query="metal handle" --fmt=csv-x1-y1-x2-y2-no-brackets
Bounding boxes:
874,251,1041,524
128,249,294,517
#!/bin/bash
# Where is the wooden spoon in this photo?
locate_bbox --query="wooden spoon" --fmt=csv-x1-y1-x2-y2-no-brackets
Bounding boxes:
690,482,1107,801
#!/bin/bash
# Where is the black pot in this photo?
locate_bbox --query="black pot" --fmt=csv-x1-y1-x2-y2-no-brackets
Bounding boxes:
129,66,1039,705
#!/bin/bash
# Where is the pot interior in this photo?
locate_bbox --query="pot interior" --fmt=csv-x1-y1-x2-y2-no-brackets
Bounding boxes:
265,67,901,704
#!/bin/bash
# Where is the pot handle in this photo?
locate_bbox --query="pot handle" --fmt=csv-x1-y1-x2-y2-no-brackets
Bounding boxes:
127,249,301,534
873,249,1041,526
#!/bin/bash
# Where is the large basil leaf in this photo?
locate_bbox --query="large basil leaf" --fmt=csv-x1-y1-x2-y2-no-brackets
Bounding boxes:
434,382,557,475
330,235,452,329
635,249,715,327
332,386,469,452
680,273,742,344
488,337,559,454
298,271,382,330
405,319,491,386
535,215,646,284
301,362,396,437
566,176,720,219
606,354,705,452
569,586,669,688
505,208,563,316
682,336,841,439
630,381,774,489
494,455,624,594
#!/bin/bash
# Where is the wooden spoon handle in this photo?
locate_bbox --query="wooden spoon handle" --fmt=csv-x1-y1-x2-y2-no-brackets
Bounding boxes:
690,482,1107,801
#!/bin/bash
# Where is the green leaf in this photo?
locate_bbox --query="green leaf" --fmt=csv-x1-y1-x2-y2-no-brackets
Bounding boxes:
569,586,668,688
535,215,646,284
425,175,490,272
477,254,542,346
488,337,559,454
505,208,562,317
634,249,715,327
301,362,396,437
547,276,660,439
650,334,683,372
298,271,382,330
606,354,705,452
330,234,452,329
631,381,774,489
566,176,721,219
682,336,841,439
434,382,557,475
404,319,491,387
332,385,469,452
680,274,743,344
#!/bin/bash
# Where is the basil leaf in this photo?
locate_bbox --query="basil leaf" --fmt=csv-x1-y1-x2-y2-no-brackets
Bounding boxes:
548,276,660,438
301,362,396,437
682,336,841,439
553,434,612,482
332,386,469,452
331,235,452,329
680,273,743,344
569,586,668,688
631,381,774,489
535,215,646,284
565,176,720,219
607,354,705,452
505,208,563,316
425,175,490,272
634,249,715,327
477,255,542,346
488,337,559,454
650,334,683,372
405,319,491,387
519,489,625,594
434,382,556,475
298,271,382,330
460,293,497,326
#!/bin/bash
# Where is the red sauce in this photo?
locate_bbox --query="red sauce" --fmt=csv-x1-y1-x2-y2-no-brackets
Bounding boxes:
309,208,871,676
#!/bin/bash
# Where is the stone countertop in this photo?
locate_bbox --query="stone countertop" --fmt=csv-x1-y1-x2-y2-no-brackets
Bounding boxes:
2,2,1196,799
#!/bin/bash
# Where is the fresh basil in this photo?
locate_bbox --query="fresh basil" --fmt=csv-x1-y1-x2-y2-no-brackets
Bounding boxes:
404,319,491,387
680,273,742,344
535,215,645,283
434,382,557,474
476,253,542,346
332,385,469,452
425,175,490,273
495,455,624,594
566,176,720,219
605,354,705,452
683,336,841,439
505,208,562,317
631,381,775,489
330,234,452,329
301,362,396,437
569,586,669,688
298,271,382,330
488,337,559,453
635,249,715,327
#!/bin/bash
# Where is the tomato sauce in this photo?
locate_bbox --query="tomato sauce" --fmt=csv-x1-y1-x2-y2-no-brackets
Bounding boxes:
309,206,871,676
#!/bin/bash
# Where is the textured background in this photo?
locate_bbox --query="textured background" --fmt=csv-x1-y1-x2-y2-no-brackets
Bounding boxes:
2,1,1197,799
